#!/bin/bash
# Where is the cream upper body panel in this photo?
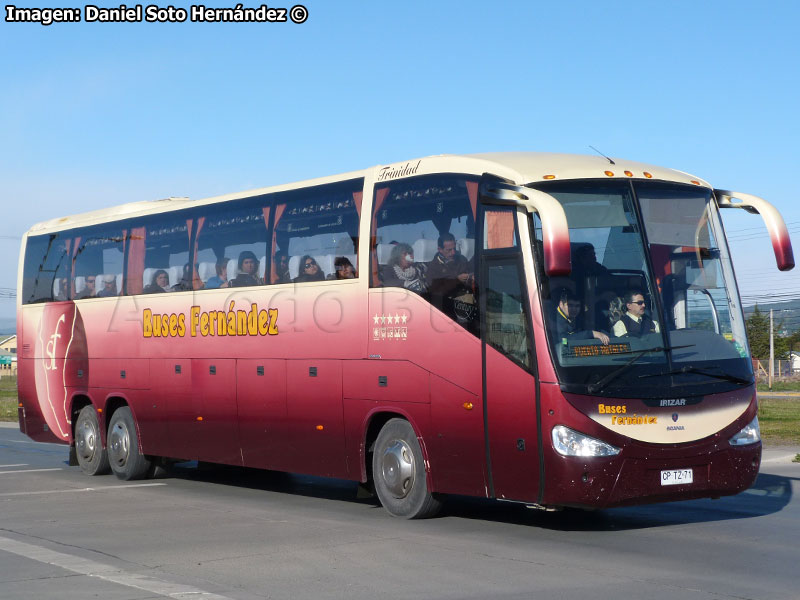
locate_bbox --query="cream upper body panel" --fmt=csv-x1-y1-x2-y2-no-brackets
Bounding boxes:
24,152,710,236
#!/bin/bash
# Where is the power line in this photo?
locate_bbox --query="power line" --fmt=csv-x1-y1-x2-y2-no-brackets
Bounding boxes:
725,220,800,235
728,228,800,242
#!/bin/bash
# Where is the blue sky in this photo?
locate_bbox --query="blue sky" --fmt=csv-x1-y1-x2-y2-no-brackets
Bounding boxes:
1,0,798,321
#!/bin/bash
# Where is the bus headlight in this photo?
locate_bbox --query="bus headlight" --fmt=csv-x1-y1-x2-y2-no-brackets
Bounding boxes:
729,417,761,446
551,425,620,457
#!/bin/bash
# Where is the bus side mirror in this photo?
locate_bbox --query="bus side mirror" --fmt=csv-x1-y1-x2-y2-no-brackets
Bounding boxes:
716,189,795,271
479,180,572,276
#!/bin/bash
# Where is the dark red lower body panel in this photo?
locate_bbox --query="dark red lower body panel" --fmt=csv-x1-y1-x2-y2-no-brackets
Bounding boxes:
543,443,761,508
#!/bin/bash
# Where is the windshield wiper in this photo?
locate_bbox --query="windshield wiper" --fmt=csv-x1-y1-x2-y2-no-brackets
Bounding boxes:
639,365,752,386
586,345,695,395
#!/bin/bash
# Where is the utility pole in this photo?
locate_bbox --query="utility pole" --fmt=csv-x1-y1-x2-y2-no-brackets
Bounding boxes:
769,309,774,391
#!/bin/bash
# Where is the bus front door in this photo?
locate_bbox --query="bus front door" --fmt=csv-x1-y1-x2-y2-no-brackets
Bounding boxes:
480,216,541,503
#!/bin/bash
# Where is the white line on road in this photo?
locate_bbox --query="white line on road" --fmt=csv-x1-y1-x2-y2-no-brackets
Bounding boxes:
4,439,67,446
0,483,167,497
0,464,28,468
762,453,798,464
0,535,235,600
0,468,62,475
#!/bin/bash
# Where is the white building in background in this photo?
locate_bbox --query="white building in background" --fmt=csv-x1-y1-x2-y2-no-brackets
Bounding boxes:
0,335,16,377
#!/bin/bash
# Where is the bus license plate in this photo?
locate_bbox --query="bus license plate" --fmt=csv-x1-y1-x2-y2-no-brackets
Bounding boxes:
661,468,693,486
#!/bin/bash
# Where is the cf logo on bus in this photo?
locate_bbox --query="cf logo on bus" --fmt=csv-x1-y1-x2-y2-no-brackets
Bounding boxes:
45,314,66,371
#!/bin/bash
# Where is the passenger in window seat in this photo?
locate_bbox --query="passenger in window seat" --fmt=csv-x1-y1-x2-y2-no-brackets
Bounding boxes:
74,276,96,299
96,274,119,297
143,270,169,294
171,263,198,291
426,232,475,324
55,277,69,301
230,251,262,287
294,255,325,283
274,251,291,284
383,243,427,293
330,256,356,280
205,258,230,289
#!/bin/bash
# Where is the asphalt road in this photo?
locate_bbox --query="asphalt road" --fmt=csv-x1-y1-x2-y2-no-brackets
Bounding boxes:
0,422,797,600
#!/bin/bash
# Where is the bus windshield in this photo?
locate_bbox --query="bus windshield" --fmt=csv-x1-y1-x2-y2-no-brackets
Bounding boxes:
530,179,753,398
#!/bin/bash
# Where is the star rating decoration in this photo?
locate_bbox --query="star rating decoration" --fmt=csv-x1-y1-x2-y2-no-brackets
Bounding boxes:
371,312,409,341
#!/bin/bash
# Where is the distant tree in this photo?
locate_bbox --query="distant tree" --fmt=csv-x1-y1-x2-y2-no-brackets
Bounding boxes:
746,305,791,359
746,306,770,359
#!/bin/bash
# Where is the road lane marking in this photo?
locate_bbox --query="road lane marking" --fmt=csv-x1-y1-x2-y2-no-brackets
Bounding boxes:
0,464,29,468
0,483,167,497
4,439,67,446
762,453,798,464
0,535,235,600
0,468,63,475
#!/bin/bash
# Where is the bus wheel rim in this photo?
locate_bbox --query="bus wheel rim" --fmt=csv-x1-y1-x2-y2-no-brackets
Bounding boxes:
381,440,415,499
76,418,98,461
109,421,130,467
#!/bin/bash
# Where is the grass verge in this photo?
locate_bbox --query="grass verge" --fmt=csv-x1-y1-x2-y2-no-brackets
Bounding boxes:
757,381,800,393
0,398,16,421
757,398,800,446
0,376,17,421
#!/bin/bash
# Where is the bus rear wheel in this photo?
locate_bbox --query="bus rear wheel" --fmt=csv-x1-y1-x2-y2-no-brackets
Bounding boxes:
372,419,441,519
107,407,151,480
74,405,110,476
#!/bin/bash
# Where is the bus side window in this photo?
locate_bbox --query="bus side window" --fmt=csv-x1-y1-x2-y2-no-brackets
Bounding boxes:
22,233,72,304
127,216,192,294
271,180,361,284
370,174,478,334
194,199,270,290
72,225,125,299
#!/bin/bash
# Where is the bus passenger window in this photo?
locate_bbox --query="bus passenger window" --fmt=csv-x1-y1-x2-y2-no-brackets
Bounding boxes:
72,225,124,299
371,174,478,335
22,234,72,304
194,201,270,290
132,217,192,294
271,179,361,284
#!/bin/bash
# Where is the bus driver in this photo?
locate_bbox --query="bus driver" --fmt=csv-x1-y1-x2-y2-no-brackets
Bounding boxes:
612,290,660,337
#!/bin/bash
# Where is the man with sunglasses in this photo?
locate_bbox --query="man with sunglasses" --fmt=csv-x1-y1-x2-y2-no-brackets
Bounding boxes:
75,275,97,299
612,290,660,338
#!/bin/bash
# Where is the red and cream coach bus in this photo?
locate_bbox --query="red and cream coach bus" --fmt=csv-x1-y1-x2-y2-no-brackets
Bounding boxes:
16,153,794,518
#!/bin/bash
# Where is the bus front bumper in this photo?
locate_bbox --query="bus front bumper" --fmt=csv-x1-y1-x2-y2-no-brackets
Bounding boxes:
544,441,761,509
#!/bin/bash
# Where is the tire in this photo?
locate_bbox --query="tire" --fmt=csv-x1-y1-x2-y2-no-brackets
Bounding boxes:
107,407,152,480
372,418,441,519
74,405,110,476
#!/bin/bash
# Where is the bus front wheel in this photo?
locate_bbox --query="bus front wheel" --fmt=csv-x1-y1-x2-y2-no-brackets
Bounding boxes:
372,419,441,519
107,407,152,480
74,405,110,476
